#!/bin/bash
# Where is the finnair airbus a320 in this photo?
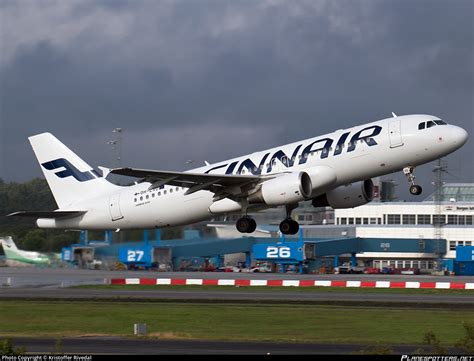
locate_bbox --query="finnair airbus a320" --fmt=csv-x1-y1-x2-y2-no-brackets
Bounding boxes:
10,114,468,235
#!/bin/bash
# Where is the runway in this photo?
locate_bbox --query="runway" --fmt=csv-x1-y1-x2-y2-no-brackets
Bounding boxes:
10,337,427,355
1,286,474,306
1,267,473,306
2,267,472,288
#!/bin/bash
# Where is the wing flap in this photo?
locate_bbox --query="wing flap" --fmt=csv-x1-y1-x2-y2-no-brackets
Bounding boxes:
8,211,86,219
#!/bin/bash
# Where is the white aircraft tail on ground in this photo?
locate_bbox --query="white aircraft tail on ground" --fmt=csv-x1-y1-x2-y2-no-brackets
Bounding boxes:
0,236,51,267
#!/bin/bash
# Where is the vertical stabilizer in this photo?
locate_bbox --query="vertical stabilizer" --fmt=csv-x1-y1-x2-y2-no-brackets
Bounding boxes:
0,236,18,257
28,133,119,208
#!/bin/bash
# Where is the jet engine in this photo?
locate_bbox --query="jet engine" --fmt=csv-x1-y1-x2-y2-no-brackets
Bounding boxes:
312,179,374,209
248,172,312,206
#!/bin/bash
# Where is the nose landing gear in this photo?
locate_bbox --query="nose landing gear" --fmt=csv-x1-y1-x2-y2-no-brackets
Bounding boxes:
403,166,423,195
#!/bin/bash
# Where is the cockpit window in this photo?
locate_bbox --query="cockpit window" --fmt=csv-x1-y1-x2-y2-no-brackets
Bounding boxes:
418,122,425,130
435,120,447,125
426,121,436,128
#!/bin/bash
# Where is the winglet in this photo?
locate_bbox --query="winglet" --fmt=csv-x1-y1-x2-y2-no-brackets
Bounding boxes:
98,166,111,178
205,161,210,166
392,112,398,117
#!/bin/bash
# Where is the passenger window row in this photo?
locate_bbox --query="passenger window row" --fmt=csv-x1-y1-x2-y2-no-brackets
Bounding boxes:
134,186,183,202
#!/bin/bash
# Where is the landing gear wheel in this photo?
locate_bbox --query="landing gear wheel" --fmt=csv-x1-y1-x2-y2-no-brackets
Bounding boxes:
409,184,422,195
279,218,299,235
403,166,423,196
247,218,257,233
236,217,257,233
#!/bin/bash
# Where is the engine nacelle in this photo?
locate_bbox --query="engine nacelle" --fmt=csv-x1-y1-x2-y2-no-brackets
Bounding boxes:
304,165,337,197
248,172,312,206
312,179,374,209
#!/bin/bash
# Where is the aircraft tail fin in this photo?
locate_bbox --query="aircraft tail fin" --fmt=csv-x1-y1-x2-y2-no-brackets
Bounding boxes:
0,236,19,253
28,133,119,208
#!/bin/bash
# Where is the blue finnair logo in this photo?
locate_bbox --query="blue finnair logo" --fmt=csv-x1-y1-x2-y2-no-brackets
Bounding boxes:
205,125,383,175
41,158,100,182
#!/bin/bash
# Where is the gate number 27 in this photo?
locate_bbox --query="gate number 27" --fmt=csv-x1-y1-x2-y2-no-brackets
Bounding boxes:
127,250,144,262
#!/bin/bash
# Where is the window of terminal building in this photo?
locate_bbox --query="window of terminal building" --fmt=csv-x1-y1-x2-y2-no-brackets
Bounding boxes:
306,215,313,221
298,215,304,221
466,241,472,246
466,216,473,225
363,218,369,224
348,218,354,224
432,215,445,225
387,214,401,224
402,214,416,224
369,218,377,224
355,218,362,224
447,215,458,224
417,214,431,224
340,218,347,225
458,215,465,224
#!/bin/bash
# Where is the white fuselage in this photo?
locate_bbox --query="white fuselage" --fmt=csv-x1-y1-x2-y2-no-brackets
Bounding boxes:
37,114,468,230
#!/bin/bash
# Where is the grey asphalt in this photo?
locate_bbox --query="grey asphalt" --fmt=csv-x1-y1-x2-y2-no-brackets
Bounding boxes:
9,337,432,355
1,286,474,306
1,267,473,306
1,267,473,288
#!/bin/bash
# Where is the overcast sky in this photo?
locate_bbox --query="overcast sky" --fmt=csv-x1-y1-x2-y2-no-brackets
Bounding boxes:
0,0,473,200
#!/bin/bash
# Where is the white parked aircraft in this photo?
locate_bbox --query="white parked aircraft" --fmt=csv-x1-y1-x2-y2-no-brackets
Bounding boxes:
9,114,468,235
0,236,54,267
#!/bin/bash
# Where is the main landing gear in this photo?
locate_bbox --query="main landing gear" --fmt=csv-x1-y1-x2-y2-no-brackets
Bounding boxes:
279,204,300,235
235,204,301,235
403,166,422,195
279,218,299,235
235,216,257,233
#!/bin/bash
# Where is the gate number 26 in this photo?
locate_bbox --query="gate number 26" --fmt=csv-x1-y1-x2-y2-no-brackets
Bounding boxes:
266,246,291,258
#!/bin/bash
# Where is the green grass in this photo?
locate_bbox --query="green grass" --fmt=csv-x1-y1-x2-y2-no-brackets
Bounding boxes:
74,284,474,295
0,300,472,345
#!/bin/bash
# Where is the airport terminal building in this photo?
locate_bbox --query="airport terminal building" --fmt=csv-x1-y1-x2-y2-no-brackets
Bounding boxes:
334,184,473,248
210,183,474,272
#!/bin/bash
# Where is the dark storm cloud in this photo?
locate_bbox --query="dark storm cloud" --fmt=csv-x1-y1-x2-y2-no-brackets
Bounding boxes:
0,0,472,198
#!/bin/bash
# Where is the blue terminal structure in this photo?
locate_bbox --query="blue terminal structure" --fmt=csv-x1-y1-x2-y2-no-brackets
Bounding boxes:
83,228,450,273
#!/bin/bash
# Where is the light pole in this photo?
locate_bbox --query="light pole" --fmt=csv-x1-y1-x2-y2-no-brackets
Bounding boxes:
112,127,123,167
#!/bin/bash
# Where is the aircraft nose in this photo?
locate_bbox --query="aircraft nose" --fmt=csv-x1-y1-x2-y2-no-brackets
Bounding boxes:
451,125,468,147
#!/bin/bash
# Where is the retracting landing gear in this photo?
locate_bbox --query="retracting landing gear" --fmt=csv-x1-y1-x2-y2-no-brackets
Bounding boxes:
279,204,300,235
403,166,422,195
236,216,257,233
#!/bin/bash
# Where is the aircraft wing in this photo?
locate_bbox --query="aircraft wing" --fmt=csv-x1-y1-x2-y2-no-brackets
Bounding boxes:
110,167,266,199
7,211,86,218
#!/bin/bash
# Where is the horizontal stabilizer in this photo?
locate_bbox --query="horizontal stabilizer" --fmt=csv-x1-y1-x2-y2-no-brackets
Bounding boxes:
7,211,86,219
